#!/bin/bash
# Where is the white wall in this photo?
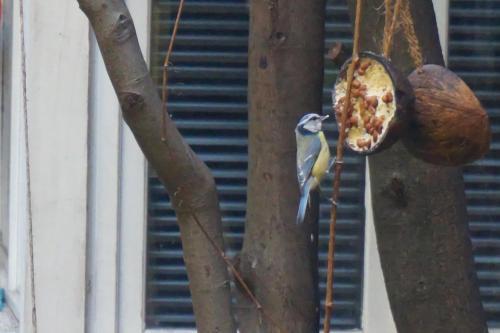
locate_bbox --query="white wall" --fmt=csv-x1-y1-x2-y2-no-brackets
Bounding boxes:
25,1,89,332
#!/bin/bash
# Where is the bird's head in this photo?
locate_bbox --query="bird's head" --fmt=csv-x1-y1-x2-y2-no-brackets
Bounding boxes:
296,113,329,134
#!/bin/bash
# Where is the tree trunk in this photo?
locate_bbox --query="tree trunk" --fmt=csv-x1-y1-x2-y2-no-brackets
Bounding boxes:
236,0,326,332
77,1,236,332
347,1,488,332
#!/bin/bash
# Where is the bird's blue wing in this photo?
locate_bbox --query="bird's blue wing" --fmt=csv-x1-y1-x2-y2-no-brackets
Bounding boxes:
296,131,322,193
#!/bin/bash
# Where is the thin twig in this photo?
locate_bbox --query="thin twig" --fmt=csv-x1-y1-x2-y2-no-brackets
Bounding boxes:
190,213,284,333
161,0,186,141
323,0,362,331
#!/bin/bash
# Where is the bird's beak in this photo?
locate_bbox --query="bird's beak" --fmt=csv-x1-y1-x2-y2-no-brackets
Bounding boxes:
320,115,330,122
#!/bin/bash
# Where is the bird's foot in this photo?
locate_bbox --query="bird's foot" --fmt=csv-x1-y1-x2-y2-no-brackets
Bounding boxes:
328,198,339,207
327,157,344,173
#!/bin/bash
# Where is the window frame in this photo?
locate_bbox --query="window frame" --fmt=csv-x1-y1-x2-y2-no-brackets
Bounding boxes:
0,0,27,325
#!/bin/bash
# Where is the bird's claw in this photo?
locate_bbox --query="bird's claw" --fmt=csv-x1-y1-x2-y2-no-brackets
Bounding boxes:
327,157,343,173
329,198,339,206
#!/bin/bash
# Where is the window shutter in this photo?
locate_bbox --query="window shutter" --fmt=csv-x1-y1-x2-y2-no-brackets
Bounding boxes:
146,0,364,330
449,0,500,328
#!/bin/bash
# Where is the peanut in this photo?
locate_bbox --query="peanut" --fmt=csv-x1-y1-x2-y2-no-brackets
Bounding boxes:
366,96,378,108
363,99,370,109
360,60,371,71
382,92,393,103
349,115,358,127
357,138,372,150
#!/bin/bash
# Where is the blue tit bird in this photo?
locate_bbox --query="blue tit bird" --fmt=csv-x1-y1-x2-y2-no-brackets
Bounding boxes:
296,113,331,224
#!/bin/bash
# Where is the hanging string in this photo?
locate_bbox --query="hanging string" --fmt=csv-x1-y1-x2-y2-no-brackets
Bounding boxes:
382,0,403,57
399,0,423,68
323,0,363,332
161,0,185,141
382,0,423,68
382,0,393,56
19,0,38,331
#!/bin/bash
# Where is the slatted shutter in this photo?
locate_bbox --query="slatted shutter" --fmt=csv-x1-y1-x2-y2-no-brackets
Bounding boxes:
146,0,364,330
448,0,500,328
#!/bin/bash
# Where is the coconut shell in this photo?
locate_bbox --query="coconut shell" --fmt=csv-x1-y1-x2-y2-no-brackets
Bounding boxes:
403,64,491,166
332,52,413,154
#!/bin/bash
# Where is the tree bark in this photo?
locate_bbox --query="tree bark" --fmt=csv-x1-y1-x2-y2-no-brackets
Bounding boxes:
347,1,488,332
236,0,325,332
77,1,236,332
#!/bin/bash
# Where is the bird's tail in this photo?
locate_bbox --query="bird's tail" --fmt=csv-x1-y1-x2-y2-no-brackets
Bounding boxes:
296,178,314,224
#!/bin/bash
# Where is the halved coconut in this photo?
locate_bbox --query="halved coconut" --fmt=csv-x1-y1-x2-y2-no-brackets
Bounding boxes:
403,64,490,166
332,52,413,154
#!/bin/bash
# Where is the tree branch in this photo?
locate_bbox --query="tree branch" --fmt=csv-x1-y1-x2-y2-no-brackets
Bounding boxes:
77,1,236,332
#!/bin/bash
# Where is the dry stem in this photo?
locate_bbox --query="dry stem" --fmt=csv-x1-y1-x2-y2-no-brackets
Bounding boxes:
161,0,185,141
323,0,362,331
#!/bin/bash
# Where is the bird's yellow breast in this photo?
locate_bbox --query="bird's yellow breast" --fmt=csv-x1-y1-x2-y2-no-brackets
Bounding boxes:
312,131,330,181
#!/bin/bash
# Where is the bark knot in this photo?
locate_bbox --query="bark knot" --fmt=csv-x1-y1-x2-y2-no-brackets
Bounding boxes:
382,174,408,208
112,13,136,44
269,31,287,48
119,91,145,114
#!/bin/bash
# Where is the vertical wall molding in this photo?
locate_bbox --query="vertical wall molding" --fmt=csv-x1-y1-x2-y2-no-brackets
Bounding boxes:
361,161,397,333
432,0,450,64
85,34,122,333
25,1,89,332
